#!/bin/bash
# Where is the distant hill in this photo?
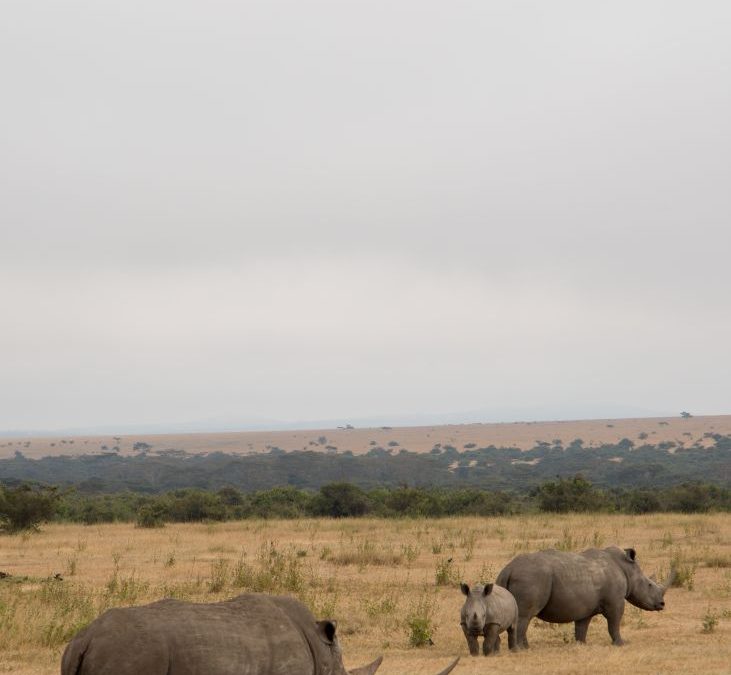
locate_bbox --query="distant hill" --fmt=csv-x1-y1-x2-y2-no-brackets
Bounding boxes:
1,414,728,460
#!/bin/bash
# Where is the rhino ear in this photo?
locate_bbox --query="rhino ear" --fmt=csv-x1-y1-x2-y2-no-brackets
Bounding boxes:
483,583,493,596
460,582,470,596
317,620,337,644
624,548,637,563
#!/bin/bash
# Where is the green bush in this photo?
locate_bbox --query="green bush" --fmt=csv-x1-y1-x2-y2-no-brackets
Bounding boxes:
136,502,166,528
534,475,609,513
308,482,372,517
0,483,60,532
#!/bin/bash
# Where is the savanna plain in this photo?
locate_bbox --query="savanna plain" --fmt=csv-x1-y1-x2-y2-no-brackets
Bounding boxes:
1,514,730,675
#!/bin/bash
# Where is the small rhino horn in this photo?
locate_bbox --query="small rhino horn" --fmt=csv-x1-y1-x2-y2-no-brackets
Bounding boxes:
661,567,677,591
349,655,383,675
433,657,460,675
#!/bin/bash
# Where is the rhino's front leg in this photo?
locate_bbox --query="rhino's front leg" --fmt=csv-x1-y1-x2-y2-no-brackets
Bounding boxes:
461,625,480,656
603,603,626,646
574,616,592,643
482,624,500,655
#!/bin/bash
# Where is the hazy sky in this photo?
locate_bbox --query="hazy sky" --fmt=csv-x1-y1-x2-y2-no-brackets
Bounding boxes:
2,1,730,432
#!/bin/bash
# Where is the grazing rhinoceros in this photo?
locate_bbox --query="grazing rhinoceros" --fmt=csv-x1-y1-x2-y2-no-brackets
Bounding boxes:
61,593,460,675
496,547,675,648
460,582,518,655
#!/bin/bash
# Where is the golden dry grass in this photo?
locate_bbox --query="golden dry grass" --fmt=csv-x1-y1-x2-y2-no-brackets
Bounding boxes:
1,514,731,674
2,414,730,459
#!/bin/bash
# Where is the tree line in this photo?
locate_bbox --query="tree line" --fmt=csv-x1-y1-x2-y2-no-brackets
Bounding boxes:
2,478,730,532
1,433,730,494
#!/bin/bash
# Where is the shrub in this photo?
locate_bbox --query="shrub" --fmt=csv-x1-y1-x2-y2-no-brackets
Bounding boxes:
702,608,718,633
624,490,661,514
534,476,608,513
308,483,372,517
166,489,227,522
136,503,166,528
434,557,460,586
249,487,312,519
405,593,436,647
0,483,60,532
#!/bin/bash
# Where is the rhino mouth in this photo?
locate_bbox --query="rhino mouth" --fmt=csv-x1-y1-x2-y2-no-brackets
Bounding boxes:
464,625,482,636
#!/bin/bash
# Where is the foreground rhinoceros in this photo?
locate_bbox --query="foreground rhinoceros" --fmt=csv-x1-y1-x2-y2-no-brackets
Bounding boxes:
496,547,675,648
459,582,518,655
61,593,459,675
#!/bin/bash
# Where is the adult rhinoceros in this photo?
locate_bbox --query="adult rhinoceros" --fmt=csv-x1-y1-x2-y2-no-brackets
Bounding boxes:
496,547,675,648
61,593,459,675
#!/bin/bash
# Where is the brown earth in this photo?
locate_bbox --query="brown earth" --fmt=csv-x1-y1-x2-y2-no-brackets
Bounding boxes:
1,414,729,460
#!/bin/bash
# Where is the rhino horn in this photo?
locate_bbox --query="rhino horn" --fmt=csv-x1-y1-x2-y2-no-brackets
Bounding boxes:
349,655,383,675
661,567,677,592
433,657,460,675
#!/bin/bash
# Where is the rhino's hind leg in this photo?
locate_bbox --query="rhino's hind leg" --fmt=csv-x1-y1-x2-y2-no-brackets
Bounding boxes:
518,616,533,649
507,625,517,651
574,617,592,643
516,616,531,649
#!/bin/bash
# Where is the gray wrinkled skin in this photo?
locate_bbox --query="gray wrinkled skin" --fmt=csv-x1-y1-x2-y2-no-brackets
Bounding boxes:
460,583,519,656
61,594,380,675
496,547,674,648
62,593,460,675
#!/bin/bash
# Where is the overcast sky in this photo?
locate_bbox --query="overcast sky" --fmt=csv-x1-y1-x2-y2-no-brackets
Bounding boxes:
1,1,730,432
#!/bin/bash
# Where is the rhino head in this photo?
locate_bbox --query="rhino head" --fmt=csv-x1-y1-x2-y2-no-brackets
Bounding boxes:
618,548,676,611
319,620,460,675
460,582,492,636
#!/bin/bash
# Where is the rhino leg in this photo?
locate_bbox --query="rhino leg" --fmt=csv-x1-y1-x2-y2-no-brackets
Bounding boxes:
603,602,626,646
516,616,531,649
482,625,500,656
507,625,517,651
461,626,479,656
574,616,592,643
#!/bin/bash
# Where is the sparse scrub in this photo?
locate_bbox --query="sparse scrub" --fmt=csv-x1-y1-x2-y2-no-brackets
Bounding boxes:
208,558,230,593
701,608,718,633
363,592,398,618
434,557,460,586
703,554,731,568
331,540,403,567
555,527,578,551
405,592,436,647
670,552,697,591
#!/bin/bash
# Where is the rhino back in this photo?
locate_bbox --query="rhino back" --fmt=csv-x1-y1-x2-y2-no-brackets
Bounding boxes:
498,550,619,624
69,595,316,675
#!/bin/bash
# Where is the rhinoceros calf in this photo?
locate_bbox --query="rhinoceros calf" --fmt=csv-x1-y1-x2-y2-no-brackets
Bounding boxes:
61,593,459,675
460,582,518,656
496,547,675,648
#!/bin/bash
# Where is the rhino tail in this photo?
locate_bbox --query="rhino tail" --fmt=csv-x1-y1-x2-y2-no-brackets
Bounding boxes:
61,630,91,675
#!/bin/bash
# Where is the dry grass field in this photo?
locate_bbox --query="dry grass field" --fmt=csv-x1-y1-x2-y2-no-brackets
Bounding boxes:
2,414,730,459
1,514,730,674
